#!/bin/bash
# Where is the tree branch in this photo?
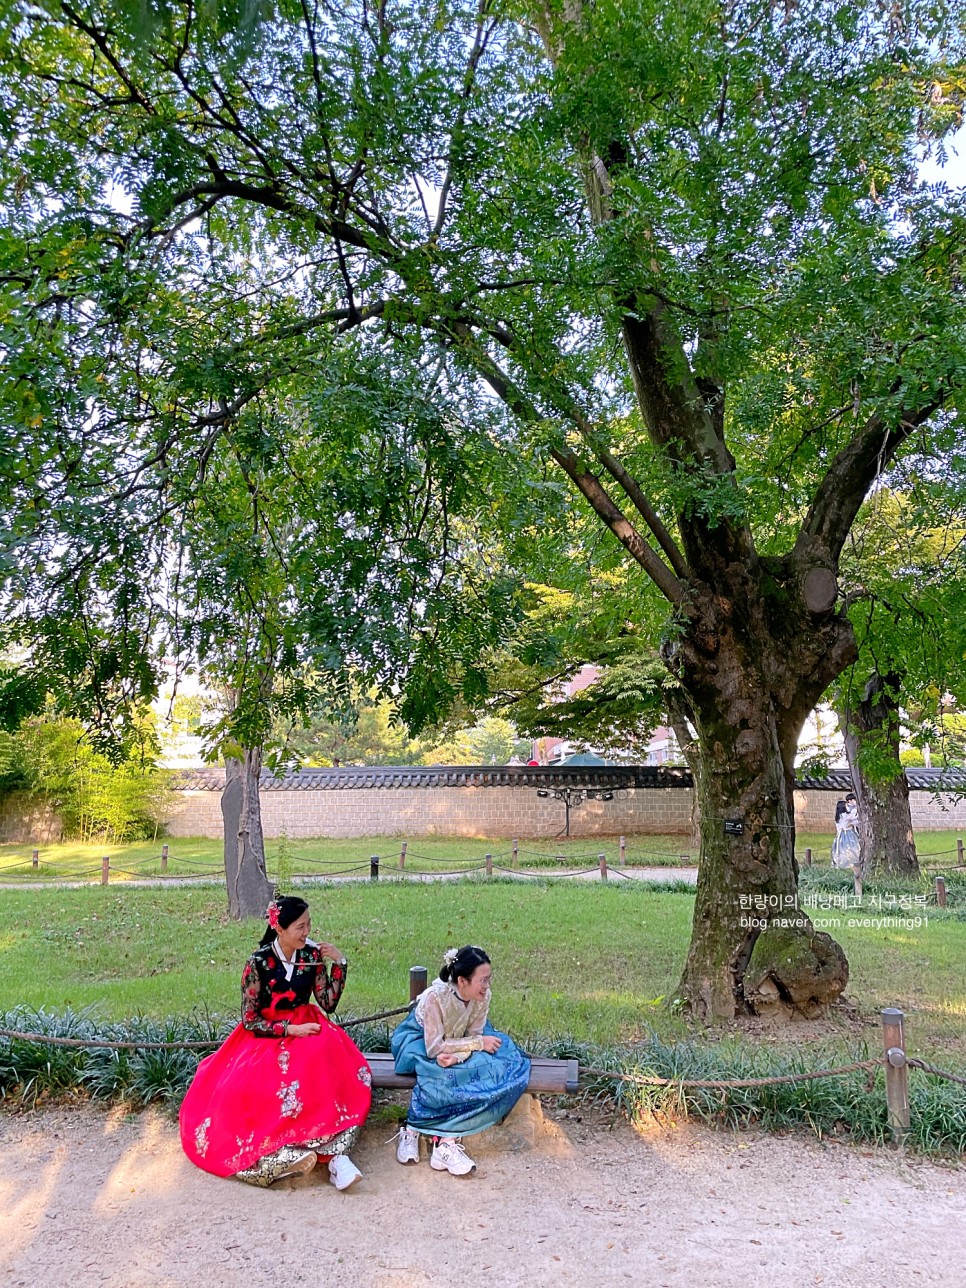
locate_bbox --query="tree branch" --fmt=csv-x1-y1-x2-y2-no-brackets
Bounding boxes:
797,397,945,561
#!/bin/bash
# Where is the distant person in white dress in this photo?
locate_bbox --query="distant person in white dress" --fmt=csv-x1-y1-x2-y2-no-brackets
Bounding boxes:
831,793,860,868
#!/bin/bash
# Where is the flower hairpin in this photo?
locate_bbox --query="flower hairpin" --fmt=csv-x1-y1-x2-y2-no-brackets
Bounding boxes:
266,900,281,930
442,947,459,967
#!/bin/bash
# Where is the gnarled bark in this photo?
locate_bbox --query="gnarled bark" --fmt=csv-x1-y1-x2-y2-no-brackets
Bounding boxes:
842,672,919,876
669,563,853,1021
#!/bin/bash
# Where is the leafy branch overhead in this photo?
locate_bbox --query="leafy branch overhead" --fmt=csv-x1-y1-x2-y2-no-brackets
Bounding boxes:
2,0,965,1016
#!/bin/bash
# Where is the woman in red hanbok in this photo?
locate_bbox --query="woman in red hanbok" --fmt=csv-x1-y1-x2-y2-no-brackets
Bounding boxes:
180,895,371,1189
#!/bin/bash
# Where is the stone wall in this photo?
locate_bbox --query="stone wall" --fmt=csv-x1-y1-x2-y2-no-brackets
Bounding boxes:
0,791,63,845
163,783,696,840
161,783,966,840
2,778,961,846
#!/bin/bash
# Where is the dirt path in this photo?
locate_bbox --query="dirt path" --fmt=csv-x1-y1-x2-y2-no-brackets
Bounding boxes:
1,1099,961,1288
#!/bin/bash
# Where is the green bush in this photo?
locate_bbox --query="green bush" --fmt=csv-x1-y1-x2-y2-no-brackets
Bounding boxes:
2,715,172,842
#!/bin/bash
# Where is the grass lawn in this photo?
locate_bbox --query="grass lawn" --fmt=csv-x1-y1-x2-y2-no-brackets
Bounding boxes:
0,834,697,882
2,828,963,884
2,879,964,1067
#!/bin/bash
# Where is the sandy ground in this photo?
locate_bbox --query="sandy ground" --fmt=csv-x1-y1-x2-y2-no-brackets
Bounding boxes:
0,1097,962,1288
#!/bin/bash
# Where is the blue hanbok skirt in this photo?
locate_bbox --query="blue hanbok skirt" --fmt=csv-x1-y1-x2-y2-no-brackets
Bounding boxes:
391,1013,531,1138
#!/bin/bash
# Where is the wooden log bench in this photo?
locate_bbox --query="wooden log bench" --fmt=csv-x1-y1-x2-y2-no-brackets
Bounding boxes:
365,1051,579,1094
360,965,579,1095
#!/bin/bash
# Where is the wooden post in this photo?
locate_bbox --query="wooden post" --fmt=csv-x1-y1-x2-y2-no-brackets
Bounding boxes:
958,838,964,868
399,841,407,870
619,835,626,866
485,852,493,877
804,846,812,867
852,863,863,901
409,966,428,1003
31,848,39,868
881,1008,910,1143
598,852,608,881
934,875,947,908
101,856,110,885
370,855,380,881
511,838,518,868
161,844,168,874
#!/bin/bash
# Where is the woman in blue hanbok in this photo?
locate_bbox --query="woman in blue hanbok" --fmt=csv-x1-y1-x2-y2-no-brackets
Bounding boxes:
390,945,530,1176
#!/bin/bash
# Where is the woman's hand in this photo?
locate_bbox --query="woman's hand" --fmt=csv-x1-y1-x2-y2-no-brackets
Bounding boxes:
318,942,344,963
287,1022,322,1037
481,1034,502,1054
437,1052,459,1067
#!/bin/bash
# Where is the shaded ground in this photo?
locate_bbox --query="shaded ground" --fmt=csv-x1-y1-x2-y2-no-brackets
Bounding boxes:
1,1098,961,1287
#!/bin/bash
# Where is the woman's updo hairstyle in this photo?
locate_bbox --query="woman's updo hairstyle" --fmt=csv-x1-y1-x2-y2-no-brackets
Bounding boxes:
439,944,490,984
259,894,309,947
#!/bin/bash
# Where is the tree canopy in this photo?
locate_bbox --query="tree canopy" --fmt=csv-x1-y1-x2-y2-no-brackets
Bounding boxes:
2,0,965,1014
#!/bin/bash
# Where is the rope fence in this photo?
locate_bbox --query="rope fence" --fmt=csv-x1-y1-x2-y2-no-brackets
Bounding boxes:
0,990,960,1147
2,836,965,894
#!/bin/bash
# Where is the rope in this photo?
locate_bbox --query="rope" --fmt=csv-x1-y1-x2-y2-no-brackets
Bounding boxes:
0,1001,416,1051
579,1058,885,1089
338,1003,413,1029
906,1058,966,1088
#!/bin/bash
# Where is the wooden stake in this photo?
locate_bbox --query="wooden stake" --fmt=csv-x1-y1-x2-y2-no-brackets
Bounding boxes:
881,1008,910,1143
598,853,608,881
511,838,518,868
934,876,947,908
370,855,380,881
409,965,428,1003
161,844,168,874
399,841,407,870
101,856,110,886
485,852,493,877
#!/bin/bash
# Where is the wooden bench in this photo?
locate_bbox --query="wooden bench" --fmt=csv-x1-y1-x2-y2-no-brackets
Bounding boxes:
360,968,579,1096
365,1052,579,1095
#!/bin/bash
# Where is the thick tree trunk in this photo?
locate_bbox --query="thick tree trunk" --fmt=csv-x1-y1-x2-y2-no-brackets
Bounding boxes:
668,566,854,1022
222,747,273,920
842,673,919,876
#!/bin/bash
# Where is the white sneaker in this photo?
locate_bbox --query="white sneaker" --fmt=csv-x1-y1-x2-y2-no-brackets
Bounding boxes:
328,1155,362,1190
395,1126,421,1165
430,1137,476,1176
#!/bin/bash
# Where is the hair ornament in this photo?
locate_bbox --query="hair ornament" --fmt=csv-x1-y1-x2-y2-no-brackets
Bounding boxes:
442,947,459,967
266,899,281,930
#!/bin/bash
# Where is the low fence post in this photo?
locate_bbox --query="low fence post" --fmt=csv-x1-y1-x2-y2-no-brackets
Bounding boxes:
957,838,964,868
370,855,380,881
485,852,493,877
598,852,608,881
399,841,407,870
31,848,39,869
619,835,626,866
409,965,428,1003
512,838,518,868
101,856,110,886
161,844,168,874
881,1007,910,1144
934,875,947,908
804,846,812,867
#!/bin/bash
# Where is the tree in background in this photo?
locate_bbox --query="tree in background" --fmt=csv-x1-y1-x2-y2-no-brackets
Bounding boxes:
832,477,966,874
3,2,965,1010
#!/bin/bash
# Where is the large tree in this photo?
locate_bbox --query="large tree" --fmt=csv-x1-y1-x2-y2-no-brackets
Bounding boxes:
2,1,965,1011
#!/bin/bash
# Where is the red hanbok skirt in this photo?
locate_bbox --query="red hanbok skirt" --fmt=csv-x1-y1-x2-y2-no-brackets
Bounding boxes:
179,1004,372,1176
